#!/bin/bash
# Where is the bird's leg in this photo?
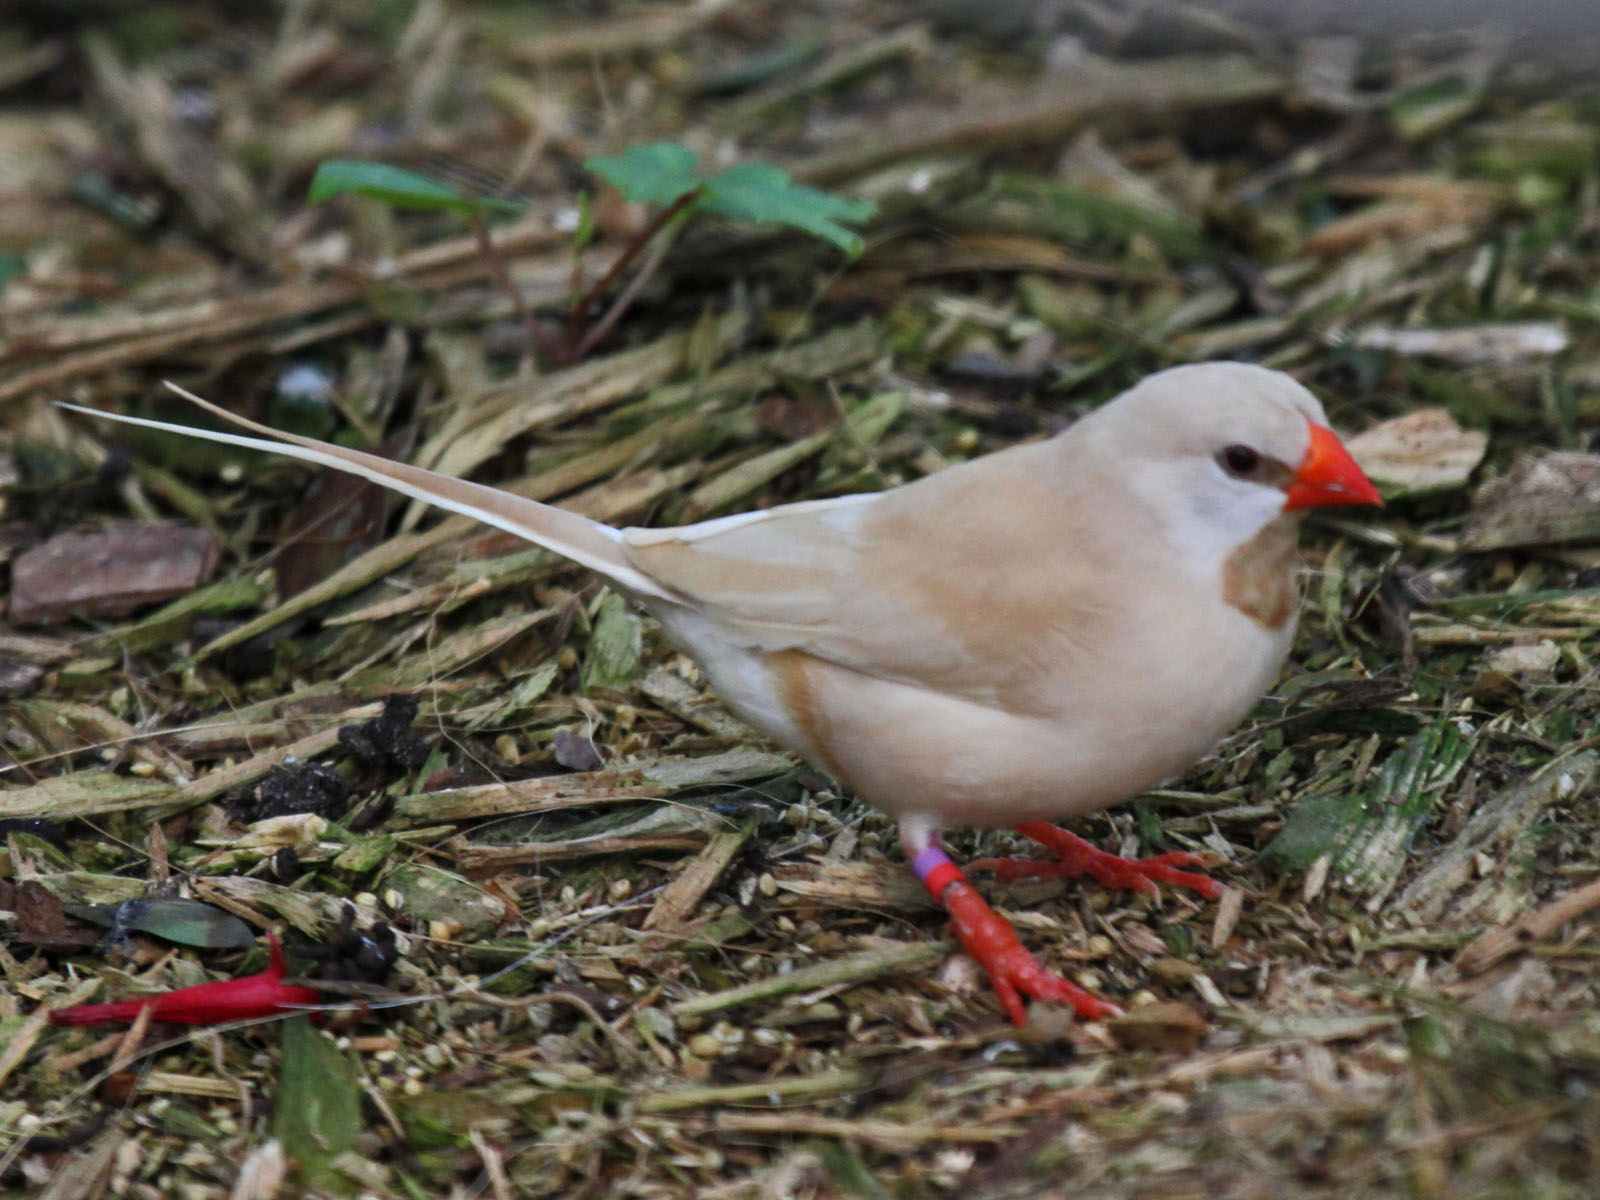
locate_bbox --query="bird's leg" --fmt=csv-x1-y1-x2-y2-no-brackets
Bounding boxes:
903,825,1120,1026
969,821,1224,899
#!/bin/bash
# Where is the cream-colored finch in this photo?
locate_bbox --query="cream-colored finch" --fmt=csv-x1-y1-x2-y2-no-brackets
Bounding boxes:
68,361,1381,1025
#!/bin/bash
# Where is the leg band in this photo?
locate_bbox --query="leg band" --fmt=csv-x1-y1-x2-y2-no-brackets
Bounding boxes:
912,845,967,900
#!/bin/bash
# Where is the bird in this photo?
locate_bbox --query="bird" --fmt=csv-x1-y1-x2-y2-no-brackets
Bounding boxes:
66,361,1382,1026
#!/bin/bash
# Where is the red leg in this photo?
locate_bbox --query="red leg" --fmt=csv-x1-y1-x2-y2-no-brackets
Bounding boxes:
968,821,1224,899
906,834,1119,1025
940,876,1121,1026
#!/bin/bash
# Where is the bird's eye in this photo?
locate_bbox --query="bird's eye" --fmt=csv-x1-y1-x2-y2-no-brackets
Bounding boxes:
1219,444,1261,478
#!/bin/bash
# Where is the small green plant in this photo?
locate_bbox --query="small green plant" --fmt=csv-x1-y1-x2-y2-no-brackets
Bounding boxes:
307,160,523,216
306,144,875,364
309,158,555,360
583,141,874,256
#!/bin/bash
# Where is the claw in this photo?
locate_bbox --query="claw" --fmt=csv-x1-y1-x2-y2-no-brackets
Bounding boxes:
969,822,1227,900
939,877,1120,1025
908,825,1206,1026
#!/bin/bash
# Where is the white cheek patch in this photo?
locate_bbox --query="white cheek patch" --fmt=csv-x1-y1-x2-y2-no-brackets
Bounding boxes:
1133,461,1287,584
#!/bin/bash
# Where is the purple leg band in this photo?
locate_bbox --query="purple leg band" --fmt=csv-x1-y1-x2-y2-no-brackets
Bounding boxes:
912,845,953,883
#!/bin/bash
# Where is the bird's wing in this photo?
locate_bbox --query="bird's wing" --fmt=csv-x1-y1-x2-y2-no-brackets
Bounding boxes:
623,438,1135,699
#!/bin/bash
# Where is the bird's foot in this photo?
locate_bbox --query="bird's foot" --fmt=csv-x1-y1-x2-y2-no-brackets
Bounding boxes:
939,876,1121,1026
910,842,1119,1025
967,821,1224,900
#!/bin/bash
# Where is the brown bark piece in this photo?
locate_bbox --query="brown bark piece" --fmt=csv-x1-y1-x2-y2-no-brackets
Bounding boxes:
1464,452,1600,549
11,523,220,626
1107,1002,1210,1054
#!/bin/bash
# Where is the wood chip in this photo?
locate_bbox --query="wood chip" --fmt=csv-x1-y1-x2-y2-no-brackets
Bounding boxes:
10,523,219,626
1353,321,1567,364
1465,452,1600,549
1457,876,1600,976
1344,408,1487,499
1107,1002,1209,1053
643,816,757,931
1211,885,1244,949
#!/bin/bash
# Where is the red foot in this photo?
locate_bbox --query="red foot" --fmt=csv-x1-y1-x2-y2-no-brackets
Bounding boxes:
939,877,1120,1026
967,822,1225,900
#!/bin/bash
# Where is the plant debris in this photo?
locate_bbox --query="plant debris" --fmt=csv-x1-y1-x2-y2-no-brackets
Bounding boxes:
9,523,219,626
0,881,99,952
1465,452,1600,549
336,692,429,772
46,934,319,1028
243,762,350,822
63,897,256,953
5,2,1600,1197
1344,408,1488,500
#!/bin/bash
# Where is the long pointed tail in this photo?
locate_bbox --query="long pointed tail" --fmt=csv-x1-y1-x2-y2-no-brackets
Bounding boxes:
61,384,678,601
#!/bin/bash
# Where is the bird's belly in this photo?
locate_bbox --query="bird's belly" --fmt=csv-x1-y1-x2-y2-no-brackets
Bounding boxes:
658,603,1291,831
791,622,1290,829
811,686,1220,827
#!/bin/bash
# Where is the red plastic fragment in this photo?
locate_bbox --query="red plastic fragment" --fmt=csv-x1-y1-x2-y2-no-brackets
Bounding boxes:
48,934,319,1027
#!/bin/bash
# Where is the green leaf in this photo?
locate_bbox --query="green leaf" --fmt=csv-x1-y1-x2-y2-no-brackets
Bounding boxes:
308,159,522,215
64,899,255,950
275,1017,361,1188
1387,74,1481,142
582,591,643,690
702,163,876,256
585,141,875,254
1260,717,1475,889
572,189,598,252
585,142,704,207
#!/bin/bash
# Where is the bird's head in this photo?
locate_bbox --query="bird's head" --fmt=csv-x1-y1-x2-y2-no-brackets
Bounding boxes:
1080,362,1382,571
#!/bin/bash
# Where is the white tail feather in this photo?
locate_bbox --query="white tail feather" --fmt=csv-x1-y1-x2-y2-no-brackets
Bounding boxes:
59,385,680,602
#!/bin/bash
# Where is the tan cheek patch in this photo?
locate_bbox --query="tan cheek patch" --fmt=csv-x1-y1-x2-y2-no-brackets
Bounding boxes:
1222,514,1302,629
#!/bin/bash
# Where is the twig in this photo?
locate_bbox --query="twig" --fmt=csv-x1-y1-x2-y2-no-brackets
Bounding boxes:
638,1067,868,1114
472,212,561,362
570,216,680,361
667,941,946,1019
1457,875,1600,976
713,1111,1021,1152
642,816,758,931
563,189,700,358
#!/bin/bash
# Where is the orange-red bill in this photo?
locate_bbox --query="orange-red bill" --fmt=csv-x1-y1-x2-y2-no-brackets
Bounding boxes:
1285,423,1383,510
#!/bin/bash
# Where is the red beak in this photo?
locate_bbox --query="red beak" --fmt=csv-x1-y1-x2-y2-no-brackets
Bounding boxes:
1284,423,1383,511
